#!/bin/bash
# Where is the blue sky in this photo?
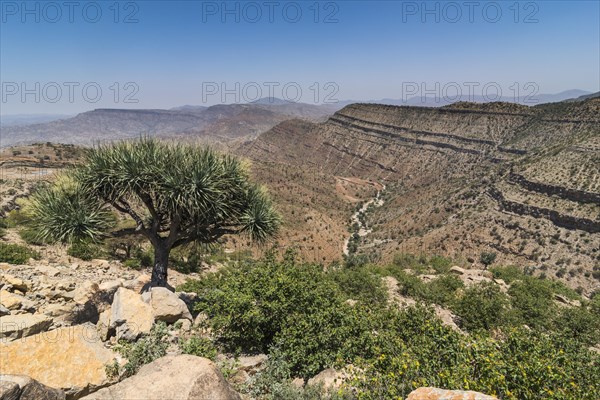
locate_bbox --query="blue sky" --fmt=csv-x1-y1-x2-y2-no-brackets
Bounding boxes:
1,0,599,114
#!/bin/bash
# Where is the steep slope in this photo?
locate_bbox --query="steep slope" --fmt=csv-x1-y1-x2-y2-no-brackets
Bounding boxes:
237,99,600,292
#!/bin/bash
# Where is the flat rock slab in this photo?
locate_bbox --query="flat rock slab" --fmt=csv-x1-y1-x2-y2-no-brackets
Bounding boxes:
0,324,117,399
0,314,52,341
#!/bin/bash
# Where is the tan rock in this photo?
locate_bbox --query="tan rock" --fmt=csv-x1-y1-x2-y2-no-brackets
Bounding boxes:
0,290,34,311
433,305,463,333
176,318,192,333
0,374,66,400
0,314,52,341
96,310,111,342
80,355,241,400
122,274,150,293
308,368,348,390
40,303,75,318
98,280,122,296
35,265,61,277
73,281,100,305
147,287,192,323
292,377,305,388
0,324,117,398
407,387,498,400
449,266,466,275
193,312,209,327
554,293,581,307
2,274,30,292
383,276,416,308
237,354,268,373
110,287,153,341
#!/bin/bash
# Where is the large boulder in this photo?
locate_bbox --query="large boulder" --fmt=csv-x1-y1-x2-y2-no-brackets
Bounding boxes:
407,387,498,400
144,287,192,323
0,324,118,399
307,368,348,391
0,314,52,341
0,375,65,400
80,355,241,400
109,287,153,341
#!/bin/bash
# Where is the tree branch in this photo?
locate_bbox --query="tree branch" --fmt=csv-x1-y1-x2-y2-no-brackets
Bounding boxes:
110,228,140,238
139,192,162,232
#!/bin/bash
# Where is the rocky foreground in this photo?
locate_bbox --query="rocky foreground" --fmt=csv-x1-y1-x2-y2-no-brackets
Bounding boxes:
0,256,505,399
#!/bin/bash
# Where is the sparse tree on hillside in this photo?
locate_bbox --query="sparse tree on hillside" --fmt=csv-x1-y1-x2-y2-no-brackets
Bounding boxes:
28,138,280,287
480,251,497,270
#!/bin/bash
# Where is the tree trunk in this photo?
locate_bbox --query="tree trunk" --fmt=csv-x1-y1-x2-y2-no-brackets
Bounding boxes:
151,244,170,287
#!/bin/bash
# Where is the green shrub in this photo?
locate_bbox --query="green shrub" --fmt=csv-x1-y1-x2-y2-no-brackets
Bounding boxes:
189,251,345,354
429,255,453,274
275,303,357,378
245,346,351,400
170,246,203,274
0,227,5,238
180,337,218,361
330,267,387,305
67,241,103,261
392,253,426,272
0,242,39,264
425,274,464,306
508,277,556,329
453,282,510,331
111,322,168,378
350,325,600,400
123,258,142,270
19,227,47,245
552,304,600,346
179,250,600,399
387,270,462,306
490,265,526,283
4,210,29,228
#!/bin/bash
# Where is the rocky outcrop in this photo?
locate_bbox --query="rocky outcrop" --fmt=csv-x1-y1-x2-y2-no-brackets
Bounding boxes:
0,314,53,341
0,290,35,312
80,355,241,400
509,172,600,204
489,188,600,233
143,287,192,324
109,287,153,341
0,324,118,399
0,375,66,400
1,275,31,293
407,387,498,400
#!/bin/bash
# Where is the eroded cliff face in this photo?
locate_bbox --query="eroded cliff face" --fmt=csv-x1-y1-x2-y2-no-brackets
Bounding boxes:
239,99,600,292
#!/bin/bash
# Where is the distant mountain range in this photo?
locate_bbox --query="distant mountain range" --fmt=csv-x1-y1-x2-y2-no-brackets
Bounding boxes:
340,89,595,108
562,91,600,102
1,90,596,148
0,114,73,127
0,101,342,148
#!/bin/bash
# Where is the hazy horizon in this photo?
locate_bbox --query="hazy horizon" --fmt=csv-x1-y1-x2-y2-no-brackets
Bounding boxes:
1,1,599,115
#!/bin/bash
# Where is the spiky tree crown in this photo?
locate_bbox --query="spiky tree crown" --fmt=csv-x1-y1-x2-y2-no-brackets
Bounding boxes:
29,138,280,246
